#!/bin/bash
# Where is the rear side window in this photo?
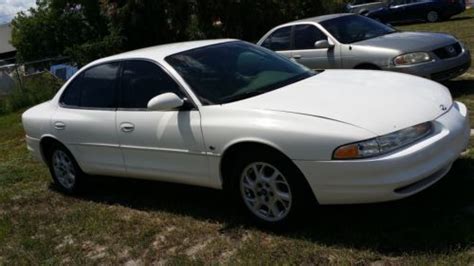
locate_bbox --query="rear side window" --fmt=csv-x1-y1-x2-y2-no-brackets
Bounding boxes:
60,75,82,106
261,26,292,51
120,60,184,109
294,25,328,50
60,62,120,109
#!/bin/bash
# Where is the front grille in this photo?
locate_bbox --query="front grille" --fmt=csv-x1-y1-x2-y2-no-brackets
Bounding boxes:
431,61,471,81
433,42,463,59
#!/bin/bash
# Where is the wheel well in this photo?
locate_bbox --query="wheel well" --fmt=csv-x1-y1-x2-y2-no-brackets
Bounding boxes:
40,137,63,165
220,142,294,189
354,63,381,70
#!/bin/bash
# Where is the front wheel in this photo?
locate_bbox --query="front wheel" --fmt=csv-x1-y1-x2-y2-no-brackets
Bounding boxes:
229,149,315,227
240,162,293,223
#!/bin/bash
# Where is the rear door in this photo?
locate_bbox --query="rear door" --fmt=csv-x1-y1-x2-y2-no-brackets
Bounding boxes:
386,0,409,21
116,60,209,186
403,0,431,20
291,24,339,70
53,62,125,176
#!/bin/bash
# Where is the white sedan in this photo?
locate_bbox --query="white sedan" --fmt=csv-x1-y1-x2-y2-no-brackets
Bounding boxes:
22,40,470,226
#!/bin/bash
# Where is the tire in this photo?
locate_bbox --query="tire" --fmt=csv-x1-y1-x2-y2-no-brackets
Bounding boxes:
427,11,439,22
47,143,85,194
228,149,315,228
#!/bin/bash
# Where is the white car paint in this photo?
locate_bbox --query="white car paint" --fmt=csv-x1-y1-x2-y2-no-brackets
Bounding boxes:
22,39,470,205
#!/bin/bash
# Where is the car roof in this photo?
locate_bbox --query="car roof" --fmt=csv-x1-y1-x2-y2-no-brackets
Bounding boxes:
88,39,237,67
282,13,354,26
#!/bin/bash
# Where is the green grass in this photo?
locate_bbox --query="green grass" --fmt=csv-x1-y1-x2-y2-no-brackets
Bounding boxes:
0,111,474,264
1,11,474,264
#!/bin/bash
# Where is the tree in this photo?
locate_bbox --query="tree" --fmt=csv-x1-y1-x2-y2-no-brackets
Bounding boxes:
11,0,345,65
100,0,192,50
11,0,116,65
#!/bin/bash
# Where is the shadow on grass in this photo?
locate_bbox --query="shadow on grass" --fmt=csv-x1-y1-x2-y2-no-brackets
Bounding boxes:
49,156,474,255
445,78,474,98
392,14,474,26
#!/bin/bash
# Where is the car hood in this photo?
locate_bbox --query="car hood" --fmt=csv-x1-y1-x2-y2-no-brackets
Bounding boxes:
354,32,457,52
225,70,452,136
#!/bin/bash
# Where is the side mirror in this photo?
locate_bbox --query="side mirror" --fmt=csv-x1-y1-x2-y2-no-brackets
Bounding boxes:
147,93,184,111
314,39,335,49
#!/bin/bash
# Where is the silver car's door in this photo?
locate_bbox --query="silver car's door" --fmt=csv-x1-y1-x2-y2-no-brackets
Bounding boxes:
115,60,209,187
53,62,126,176
260,26,293,59
291,24,339,70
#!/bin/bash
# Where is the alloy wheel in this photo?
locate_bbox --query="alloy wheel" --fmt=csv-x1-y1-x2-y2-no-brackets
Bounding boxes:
52,150,76,190
240,162,292,222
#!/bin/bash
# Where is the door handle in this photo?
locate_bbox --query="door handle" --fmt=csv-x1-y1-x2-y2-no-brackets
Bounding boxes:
292,55,302,59
54,122,66,130
120,122,135,133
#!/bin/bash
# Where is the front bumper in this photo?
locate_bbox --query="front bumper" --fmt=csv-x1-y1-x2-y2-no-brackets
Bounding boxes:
385,49,471,81
295,101,470,205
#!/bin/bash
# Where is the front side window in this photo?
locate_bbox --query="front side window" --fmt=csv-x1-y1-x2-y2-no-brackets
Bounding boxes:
60,62,120,108
320,15,396,44
120,60,183,109
166,41,314,105
261,26,292,51
294,24,328,50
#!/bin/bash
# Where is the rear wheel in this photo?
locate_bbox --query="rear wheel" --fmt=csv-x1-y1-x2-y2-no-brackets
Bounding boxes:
47,143,85,194
228,149,315,227
427,11,439,22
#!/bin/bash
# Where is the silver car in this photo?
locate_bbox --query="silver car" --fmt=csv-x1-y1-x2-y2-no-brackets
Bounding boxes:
257,14,471,81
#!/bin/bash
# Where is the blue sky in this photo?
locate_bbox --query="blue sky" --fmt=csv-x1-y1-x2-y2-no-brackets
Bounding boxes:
0,0,36,24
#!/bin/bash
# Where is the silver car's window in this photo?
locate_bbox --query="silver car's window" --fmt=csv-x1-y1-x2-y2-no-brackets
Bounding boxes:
320,15,396,44
261,26,292,51
165,41,314,105
294,24,328,50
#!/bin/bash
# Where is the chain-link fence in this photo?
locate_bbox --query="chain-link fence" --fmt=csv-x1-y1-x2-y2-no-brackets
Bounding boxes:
0,57,76,114
0,57,77,97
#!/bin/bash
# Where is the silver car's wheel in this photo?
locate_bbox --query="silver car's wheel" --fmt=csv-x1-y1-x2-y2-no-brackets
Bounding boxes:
240,162,292,222
427,11,439,22
52,150,76,190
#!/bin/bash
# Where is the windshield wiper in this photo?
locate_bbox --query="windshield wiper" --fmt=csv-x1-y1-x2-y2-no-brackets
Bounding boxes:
220,89,269,104
219,72,315,104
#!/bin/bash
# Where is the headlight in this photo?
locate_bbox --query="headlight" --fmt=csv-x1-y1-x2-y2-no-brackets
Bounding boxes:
393,52,432,65
333,122,433,160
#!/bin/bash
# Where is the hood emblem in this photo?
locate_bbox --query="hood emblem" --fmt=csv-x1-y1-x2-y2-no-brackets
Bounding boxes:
446,46,456,55
440,104,448,111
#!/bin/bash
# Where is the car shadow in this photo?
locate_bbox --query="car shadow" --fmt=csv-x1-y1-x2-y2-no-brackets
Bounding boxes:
50,156,474,255
445,78,474,98
391,15,473,26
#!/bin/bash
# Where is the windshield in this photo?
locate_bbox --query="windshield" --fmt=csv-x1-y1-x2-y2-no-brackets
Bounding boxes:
165,41,314,105
320,15,396,44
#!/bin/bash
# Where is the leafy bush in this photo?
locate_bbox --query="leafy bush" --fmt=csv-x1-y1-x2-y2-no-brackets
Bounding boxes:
0,72,63,114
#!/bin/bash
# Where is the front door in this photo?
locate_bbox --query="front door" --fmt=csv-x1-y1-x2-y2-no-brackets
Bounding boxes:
116,60,209,187
291,24,339,70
